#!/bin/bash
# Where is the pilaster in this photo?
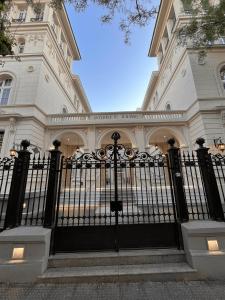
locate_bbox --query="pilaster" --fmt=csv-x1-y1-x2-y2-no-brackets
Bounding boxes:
134,126,145,152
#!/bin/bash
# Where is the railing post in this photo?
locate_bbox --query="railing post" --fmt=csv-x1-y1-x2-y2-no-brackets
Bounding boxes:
196,138,224,221
43,140,61,228
167,138,189,222
4,140,31,229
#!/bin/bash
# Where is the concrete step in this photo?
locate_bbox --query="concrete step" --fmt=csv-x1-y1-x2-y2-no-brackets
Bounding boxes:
48,249,186,268
38,262,200,283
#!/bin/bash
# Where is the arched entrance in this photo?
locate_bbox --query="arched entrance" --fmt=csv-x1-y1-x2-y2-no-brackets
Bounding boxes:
55,132,85,158
98,129,134,149
98,130,134,189
148,128,182,154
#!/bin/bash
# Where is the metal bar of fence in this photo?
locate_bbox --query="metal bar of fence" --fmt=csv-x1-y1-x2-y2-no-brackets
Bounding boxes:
0,158,14,229
181,151,209,220
211,153,225,217
21,153,51,226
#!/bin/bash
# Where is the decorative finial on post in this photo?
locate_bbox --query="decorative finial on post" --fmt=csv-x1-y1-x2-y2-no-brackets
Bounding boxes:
20,140,30,151
167,138,176,148
52,140,61,150
111,132,121,142
196,137,205,149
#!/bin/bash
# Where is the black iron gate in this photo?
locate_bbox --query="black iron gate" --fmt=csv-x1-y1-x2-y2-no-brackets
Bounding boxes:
53,132,180,252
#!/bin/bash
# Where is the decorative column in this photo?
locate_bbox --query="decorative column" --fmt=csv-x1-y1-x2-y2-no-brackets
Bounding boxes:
196,138,224,221
134,126,145,152
4,140,31,229
43,140,62,228
167,138,189,222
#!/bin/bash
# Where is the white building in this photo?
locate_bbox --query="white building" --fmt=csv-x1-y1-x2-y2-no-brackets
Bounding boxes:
0,0,225,157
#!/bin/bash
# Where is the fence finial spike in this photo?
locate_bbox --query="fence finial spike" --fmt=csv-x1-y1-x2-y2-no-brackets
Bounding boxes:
111,132,121,141
167,138,175,148
196,137,205,148
20,140,30,150
52,140,61,150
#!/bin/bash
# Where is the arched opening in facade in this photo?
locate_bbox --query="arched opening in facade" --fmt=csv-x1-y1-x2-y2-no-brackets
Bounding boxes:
148,128,180,154
98,129,134,149
97,130,134,189
56,132,85,158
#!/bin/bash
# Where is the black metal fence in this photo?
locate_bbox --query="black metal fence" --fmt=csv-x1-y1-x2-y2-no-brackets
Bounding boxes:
21,154,51,226
212,154,225,215
0,157,14,230
56,151,176,228
1,135,225,232
181,151,209,220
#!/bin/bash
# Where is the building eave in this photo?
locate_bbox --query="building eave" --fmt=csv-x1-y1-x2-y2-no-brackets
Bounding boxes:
72,75,92,112
141,71,159,110
148,0,170,57
59,5,81,60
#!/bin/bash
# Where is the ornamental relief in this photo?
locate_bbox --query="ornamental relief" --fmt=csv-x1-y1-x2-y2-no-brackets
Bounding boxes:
28,34,44,45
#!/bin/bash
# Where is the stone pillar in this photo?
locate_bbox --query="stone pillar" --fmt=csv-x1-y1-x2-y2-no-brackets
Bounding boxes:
182,221,225,280
87,126,96,152
3,118,16,157
0,227,51,282
134,126,145,152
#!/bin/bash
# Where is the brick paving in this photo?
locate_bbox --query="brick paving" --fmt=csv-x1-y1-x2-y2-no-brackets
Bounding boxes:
1,281,225,300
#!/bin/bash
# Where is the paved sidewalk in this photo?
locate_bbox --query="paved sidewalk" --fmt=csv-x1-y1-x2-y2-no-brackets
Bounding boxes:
1,281,225,300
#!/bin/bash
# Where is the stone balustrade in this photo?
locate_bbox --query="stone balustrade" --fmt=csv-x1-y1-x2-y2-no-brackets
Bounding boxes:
47,111,186,126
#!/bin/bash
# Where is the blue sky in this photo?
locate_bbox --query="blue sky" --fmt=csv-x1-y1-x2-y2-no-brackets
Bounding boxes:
66,1,159,112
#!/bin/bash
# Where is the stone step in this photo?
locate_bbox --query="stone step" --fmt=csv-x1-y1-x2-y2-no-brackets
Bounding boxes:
48,249,185,268
38,262,200,283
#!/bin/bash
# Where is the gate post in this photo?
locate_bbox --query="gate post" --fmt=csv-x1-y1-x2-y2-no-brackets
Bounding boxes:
167,138,189,222
4,140,31,229
43,140,62,228
196,138,224,221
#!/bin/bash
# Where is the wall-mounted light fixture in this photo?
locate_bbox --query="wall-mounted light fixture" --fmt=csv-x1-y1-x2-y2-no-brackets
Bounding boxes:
10,146,17,157
214,137,225,152
207,238,219,252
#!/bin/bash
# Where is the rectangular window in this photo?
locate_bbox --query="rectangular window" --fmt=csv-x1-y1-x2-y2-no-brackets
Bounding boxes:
18,10,26,20
183,0,192,13
0,89,10,105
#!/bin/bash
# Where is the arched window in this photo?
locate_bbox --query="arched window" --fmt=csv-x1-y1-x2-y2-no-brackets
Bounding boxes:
0,75,13,105
220,66,225,89
165,103,171,111
17,38,25,54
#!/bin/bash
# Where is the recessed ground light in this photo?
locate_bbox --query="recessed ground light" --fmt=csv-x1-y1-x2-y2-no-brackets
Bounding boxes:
12,247,25,260
207,238,219,252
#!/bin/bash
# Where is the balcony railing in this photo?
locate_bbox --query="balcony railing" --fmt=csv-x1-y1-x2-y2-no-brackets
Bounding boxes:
47,111,185,126
30,16,43,22
12,18,26,23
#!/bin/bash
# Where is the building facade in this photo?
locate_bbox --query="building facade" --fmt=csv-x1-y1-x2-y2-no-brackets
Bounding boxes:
0,0,225,158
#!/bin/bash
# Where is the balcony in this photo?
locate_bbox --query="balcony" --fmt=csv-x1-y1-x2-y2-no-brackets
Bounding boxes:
47,111,186,126
30,16,43,22
12,18,25,23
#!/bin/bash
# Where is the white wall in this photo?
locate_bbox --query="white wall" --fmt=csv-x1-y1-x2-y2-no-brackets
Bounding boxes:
189,50,225,99
156,53,197,110
0,59,42,105
35,61,76,114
